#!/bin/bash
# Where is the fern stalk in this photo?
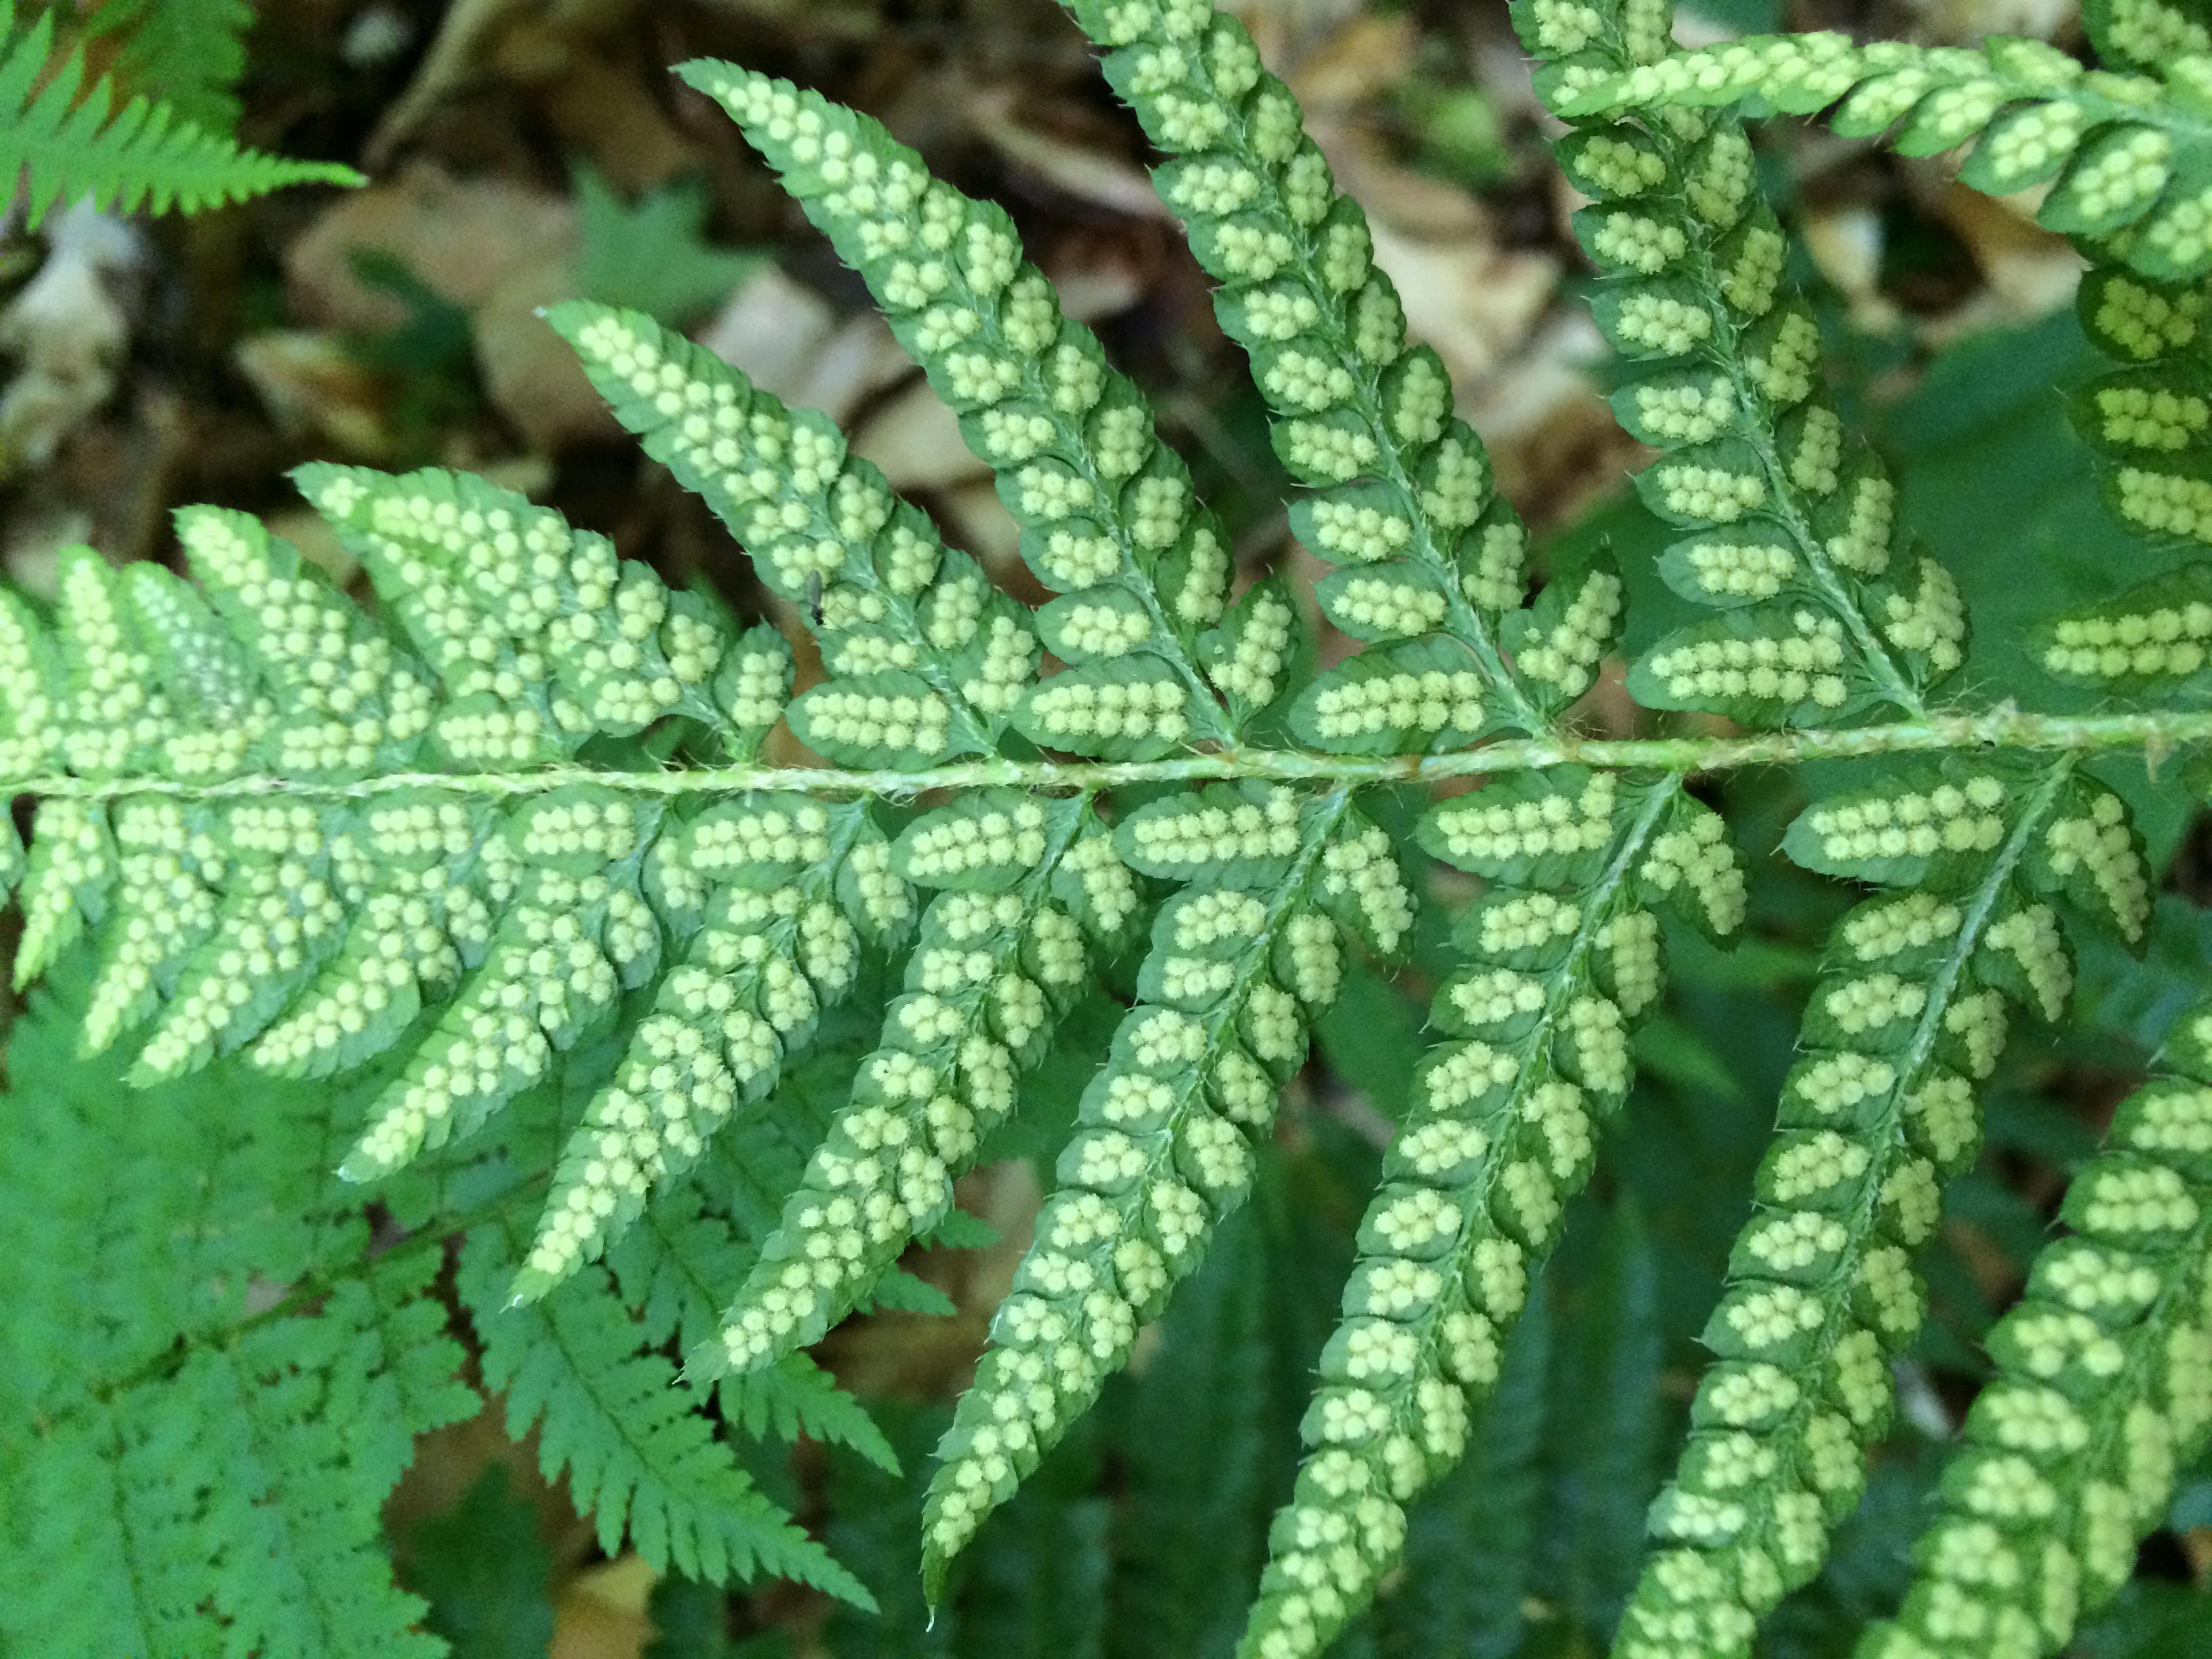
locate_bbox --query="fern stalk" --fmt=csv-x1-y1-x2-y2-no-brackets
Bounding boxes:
7,705,2210,804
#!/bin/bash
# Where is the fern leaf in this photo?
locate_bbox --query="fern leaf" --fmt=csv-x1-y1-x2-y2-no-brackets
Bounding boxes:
692,792,1137,1378
1059,0,1562,737
1610,757,2152,1659
0,461,928,1300
607,1179,900,1473
677,66,1242,750
2056,262,2212,598
0,961,475,1659
1105,1196,1317,1656
86,0,254,131
0,0,357,229
1234,771,1743,1657
1851,998,2212,1659
917,792,1414,1595
1519,0,1959,724
1546,9,2212,287
1369,1276,1553,1657
172,1269,471,1658
458,1219,873,1606
548,300,1017,760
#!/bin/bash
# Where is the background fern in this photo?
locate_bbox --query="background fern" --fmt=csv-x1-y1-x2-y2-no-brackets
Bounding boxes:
83,0,255,131
0,0,356,228
3,0,2212,1656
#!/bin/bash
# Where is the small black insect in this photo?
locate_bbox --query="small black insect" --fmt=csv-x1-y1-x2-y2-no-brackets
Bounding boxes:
806,571,825,626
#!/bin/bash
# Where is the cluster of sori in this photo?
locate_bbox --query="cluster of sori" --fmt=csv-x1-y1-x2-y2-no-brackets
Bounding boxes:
666,66,1279,757
1,481,726,1031
1053,0,1630,740
694,790,1139,1378
300,464,759,764
0,466,984,1312
552,302,1034,766
1601,759,2154,1659
1853,999,2212,1659
1517,0,1967,730
2040,270,2212,644
1547,0,2212,285
910,785,1416,1586
1231,766,1746,1659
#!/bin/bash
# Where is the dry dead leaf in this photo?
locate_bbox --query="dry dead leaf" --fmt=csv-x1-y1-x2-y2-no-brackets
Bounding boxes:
368,0,642,165
967,86,1176,222
1044,228,1151,323
1907,169,2085,340
476,264,617,451
1801,203,1900,335
1471,312,1645,533
695,269,836,402
1370,220,1557,389
535,56,697,193
233,329,397,457
0,206,143,477
1,506,89,597
287,163,576,331
848,377,987,493
365,0,533,166
280,163,637,449
1911,0,2074,41
552,1555,659,1659
1273,14,1415,112
1227,3,1559,397
697,269,912,426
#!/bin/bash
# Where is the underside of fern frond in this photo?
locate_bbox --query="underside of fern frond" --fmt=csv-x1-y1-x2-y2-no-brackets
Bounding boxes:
4,0,2212,1654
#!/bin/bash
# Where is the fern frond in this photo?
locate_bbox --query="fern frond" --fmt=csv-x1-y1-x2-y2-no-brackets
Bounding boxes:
7,0,2212,1647
691,790,1136,1380
459,1218,874,1605
0,962,478,1658
1517,7,2195,1656
1853,998,2212,1659
1546,7,2212,288
1519,0,1959,724
1609,756,2154,1659
1234,771,1743,1656
548,301,1033,762
676,65,1246,750
0,0,358,228
2036,265,2212,642
1372,1276,1553,1653
605,1172,903,1471
547,305,1186,1394
916,787,1412,1593
0,468,922,1309
1059,0,1573,738
86,0,255,131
